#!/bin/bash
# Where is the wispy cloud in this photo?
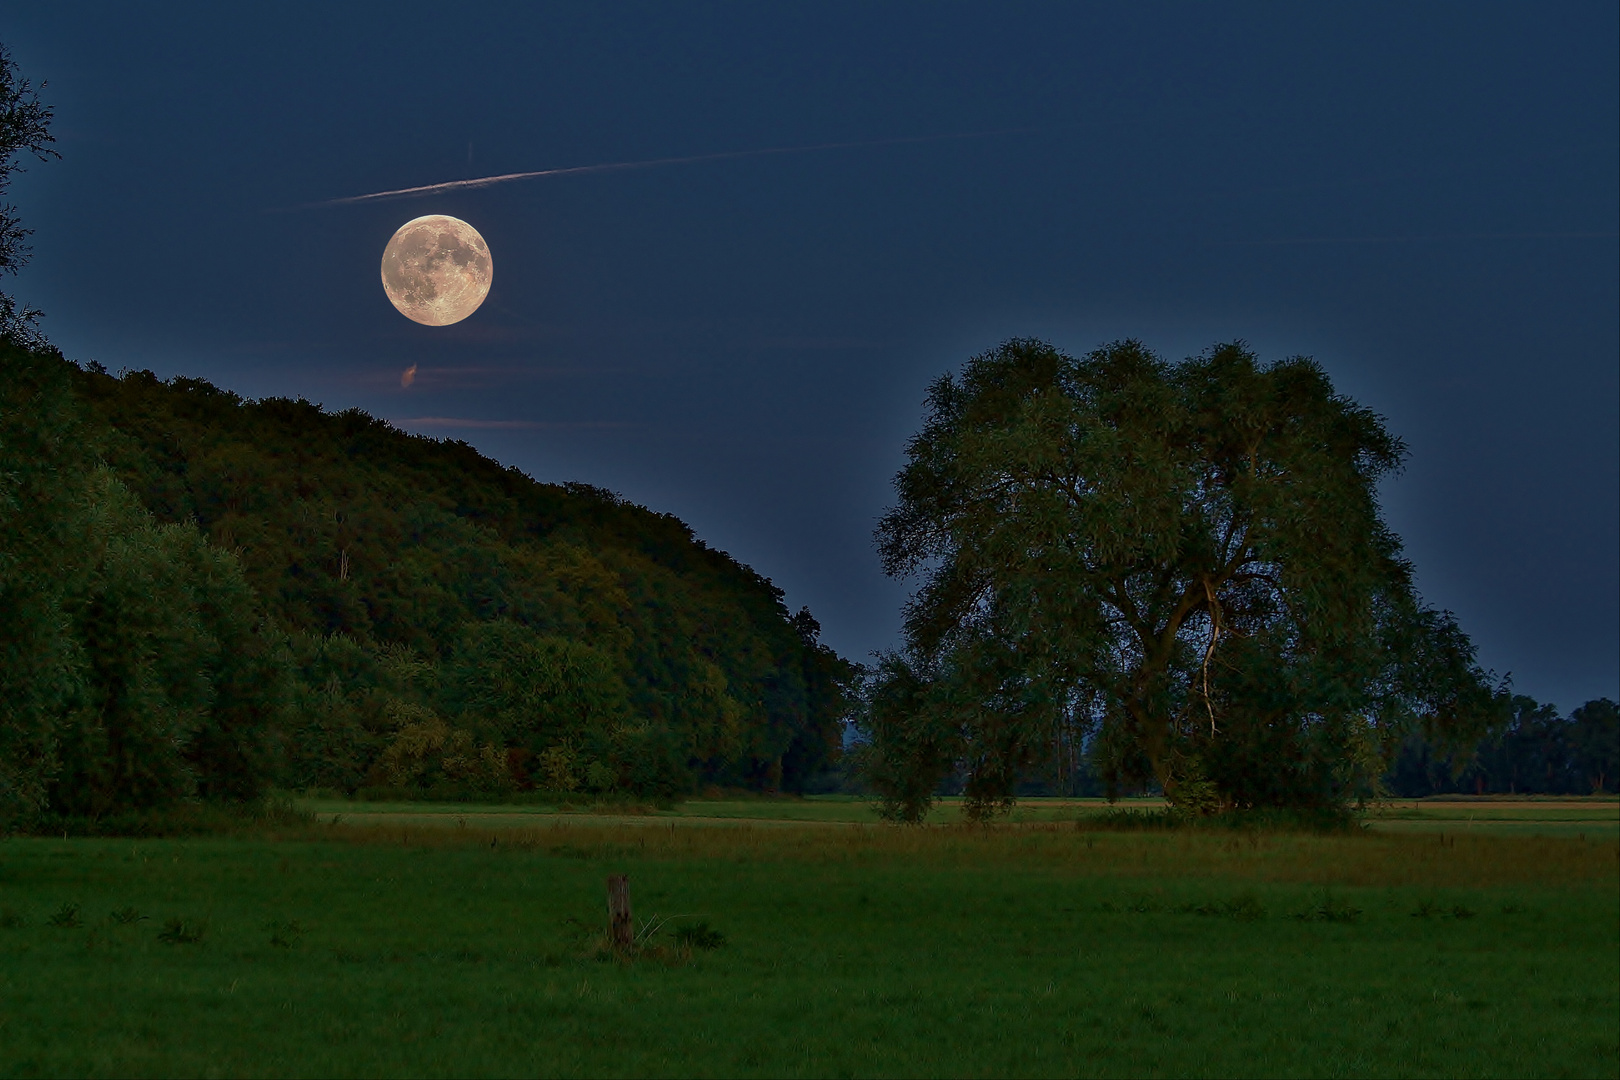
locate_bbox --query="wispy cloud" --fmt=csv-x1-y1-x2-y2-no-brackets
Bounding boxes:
405,364,625,388
290,128,1032,210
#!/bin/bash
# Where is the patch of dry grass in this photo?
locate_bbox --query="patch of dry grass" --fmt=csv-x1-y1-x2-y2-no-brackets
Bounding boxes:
307,814,1617,889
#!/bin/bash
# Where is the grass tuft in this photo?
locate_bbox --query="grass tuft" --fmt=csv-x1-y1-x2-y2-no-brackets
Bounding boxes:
1412,898,1481,920
1178,891,1268,921
156,917,206,945
1293,890,1362,923
672,920,727,950
107,906,146,926
46,903,82,929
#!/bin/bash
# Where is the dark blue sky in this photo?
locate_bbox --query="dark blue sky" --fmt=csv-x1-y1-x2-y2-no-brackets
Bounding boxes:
6,3,1616,707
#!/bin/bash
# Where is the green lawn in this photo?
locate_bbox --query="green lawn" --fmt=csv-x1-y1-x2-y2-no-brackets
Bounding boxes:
0,807,1614,1077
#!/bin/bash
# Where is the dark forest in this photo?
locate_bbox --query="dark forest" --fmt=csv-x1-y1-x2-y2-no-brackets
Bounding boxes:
1,341,857,827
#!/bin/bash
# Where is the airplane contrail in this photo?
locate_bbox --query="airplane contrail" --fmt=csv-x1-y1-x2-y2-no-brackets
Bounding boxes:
298,127,1032,209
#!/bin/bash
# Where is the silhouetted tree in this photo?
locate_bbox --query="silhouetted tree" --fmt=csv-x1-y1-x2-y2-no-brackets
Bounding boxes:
782,607,859,790
1570,698,1618,794
866,338,1505,819
0,44,57,347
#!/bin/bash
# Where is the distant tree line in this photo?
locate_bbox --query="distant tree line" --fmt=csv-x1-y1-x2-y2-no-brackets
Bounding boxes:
1386,696,1617,797
918,694,1617,801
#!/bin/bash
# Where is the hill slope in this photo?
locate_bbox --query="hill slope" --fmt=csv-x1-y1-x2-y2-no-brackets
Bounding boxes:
1,343,853,821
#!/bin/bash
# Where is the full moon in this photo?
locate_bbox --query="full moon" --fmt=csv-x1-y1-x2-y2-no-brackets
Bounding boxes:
380,215,492,326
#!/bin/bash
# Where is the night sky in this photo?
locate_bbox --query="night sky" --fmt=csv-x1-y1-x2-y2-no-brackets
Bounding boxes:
6,4,1616,707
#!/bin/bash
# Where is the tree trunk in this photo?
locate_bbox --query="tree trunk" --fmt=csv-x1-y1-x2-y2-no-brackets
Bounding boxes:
1128,695,1176,805
606,874,633,951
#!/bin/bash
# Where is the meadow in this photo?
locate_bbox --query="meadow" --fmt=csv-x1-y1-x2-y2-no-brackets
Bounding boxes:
0,798,1615,1078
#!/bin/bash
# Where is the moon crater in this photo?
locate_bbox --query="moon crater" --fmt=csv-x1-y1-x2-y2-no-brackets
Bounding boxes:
380,215,492,326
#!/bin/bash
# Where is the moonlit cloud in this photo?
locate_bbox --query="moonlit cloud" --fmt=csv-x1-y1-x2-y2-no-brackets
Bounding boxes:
400,364,417,388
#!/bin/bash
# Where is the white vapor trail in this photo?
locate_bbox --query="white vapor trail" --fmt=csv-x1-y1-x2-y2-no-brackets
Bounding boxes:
301,128,1030,209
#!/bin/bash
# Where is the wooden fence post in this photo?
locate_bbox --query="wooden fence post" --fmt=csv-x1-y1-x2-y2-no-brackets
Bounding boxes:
607,874,633,950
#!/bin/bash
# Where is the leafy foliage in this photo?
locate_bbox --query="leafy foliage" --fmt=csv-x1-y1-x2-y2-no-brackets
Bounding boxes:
1,343,286,828
1,336,857,824
51,467,285,815
672,919,726,950
865,339,1506,818
70,363,856,798
0,339,85,826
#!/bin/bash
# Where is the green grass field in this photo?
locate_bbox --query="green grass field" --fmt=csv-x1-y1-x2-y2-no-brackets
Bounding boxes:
1,799,1615,1077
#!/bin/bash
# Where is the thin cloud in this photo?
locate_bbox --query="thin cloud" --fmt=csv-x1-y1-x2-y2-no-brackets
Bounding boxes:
397,365,628,389
291,128,1033,210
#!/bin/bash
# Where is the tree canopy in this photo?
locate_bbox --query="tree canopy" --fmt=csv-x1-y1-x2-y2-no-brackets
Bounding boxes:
865,338,1506,819
0,341,858,828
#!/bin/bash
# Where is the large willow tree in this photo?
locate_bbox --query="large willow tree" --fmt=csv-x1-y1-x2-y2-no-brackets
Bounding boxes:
867,339,1503,819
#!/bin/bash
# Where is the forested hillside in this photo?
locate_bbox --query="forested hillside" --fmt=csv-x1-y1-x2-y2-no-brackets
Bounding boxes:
0,342,855,828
